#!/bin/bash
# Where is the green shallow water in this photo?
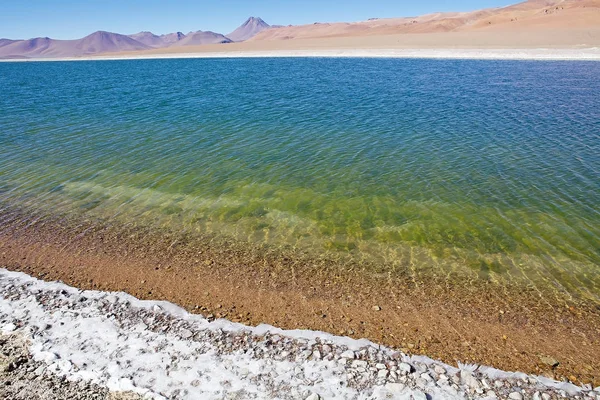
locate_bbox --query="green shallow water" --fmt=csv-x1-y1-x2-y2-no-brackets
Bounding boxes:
0,58,599,300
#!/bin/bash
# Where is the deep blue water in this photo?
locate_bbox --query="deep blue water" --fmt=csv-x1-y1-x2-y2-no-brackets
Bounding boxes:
0,58,599,299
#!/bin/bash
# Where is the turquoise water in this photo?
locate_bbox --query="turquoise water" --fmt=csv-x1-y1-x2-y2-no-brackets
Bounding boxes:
0,58,599,299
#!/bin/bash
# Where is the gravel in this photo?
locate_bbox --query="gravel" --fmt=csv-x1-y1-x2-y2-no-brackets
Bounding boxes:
0,334,141,400
0,268,595,400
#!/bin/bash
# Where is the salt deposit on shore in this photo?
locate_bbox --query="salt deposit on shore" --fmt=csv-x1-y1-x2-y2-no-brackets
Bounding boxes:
0,268,597,399
1,48,600,62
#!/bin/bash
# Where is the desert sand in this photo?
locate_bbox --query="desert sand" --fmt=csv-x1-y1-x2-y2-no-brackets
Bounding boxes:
72,0,600,60
1,0,599,60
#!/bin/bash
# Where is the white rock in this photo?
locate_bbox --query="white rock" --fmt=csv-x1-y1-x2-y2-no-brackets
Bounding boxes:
180,329,193,339
305,393,321,400
1,323,17,334
433,365,446,374
509,392,524,400
486,390,498,398
462,372,480,389
421,372,433,381
376,363,387,369
494,380,505,388
105,295,118,304
340,350,355,359
33,365,46,376
378,369,389,379
312,350,321,360
412,390,428,400
352,360,368,369
398,362,412,374
57,359,72,372
385,383,406,393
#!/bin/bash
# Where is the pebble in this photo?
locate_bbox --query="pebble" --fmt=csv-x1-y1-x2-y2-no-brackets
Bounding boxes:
421,372,433,381
433,365,446,374
340,350,355,359
0,271,593,400
385,383,405,393
462,372,481,389
412,390,428,400
179,329,193,339
398,362,412,374
352,360,368,369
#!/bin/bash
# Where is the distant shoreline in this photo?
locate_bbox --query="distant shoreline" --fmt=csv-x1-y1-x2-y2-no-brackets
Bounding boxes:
2,48,600,62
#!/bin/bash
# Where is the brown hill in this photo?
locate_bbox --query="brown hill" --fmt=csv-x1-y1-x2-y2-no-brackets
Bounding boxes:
250,0,600,41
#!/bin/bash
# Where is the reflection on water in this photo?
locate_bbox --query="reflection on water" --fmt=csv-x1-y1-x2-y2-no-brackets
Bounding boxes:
0,58,599,301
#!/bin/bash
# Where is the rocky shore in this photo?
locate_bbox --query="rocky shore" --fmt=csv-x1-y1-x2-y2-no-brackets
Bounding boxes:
0,268,597,400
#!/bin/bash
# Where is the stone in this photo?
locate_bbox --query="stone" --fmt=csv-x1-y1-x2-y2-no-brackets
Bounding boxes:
378,369,389,379
433,365,446,375
412,390,428,400
180,329,193,339
340,350,355,359
385,383,406,393
415,378,427,389
398,362,412,374
376,363,387,369
352,360,368,369
2,323,17,333
462,372,480,389
494,380,504,388
539,356,560,368
305,394,321,400
509,392,524,400
372,306,382,311
421,372,433,381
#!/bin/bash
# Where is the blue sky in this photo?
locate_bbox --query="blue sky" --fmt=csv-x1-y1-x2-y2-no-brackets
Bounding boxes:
1,0,516,40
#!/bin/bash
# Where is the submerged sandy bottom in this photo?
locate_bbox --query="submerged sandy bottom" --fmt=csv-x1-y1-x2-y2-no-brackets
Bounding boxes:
1,268,594,400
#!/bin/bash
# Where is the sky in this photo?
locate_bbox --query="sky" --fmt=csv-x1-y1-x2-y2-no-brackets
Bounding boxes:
0,0,517,40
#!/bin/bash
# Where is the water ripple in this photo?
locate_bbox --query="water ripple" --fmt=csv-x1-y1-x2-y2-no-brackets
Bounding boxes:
0,58,599,300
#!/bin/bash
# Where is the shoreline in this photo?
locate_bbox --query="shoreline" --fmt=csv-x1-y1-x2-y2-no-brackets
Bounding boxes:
0,268,594,399
1,208,599,386
1,48,600,62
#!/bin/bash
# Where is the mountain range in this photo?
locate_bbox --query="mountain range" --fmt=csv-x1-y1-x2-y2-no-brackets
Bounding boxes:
1,1,599,59
0,17,271,59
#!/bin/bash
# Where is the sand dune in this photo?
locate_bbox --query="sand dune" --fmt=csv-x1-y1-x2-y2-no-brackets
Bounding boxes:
227,17,271,42
250,0,600,41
